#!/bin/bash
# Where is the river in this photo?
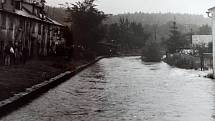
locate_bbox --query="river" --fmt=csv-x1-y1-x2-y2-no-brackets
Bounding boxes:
1,57,215,121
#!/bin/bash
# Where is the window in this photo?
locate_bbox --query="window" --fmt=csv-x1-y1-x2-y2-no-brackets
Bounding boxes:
38,24,41,35
19,18,24,32
9,16,14,30
1,13,6,29
15,1,21,10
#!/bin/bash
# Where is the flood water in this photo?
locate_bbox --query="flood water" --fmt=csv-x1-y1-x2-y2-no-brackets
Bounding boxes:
1,57,215,121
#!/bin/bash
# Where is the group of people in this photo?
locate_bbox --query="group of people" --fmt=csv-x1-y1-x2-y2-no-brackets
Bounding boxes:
4,41,28,66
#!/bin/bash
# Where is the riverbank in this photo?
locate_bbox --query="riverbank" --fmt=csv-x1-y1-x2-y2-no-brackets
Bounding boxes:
164,53,200,69
0,57,90,102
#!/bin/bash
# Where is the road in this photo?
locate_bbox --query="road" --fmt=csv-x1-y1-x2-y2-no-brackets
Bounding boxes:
1,57,215,121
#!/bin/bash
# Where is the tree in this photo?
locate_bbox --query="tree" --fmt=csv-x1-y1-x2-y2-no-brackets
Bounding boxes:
66,0,107,58
63,27,73,47
108,23,120,41
62,27,74,59
118,17,131,50
165,21,187,53
107,18,149,54
129,22,149,48
142,41,162,62
197,24,212,35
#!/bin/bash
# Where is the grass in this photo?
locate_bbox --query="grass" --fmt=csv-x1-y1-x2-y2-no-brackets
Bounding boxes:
0,57,88,101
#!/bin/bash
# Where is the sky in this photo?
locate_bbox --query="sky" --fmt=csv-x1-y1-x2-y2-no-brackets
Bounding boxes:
46,0,215,15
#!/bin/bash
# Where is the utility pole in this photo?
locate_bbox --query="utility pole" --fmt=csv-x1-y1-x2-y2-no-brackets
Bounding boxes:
154,20,159,41
190,28,193,45
154,24,157,41
52,7,55,18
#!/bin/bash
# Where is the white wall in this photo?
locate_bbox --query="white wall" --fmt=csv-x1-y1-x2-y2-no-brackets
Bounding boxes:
192,35,212,46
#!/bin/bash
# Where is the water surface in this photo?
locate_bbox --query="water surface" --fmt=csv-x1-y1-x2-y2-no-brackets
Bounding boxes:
1,57,215,121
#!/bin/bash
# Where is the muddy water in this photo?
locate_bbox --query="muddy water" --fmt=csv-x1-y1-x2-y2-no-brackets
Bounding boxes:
1,57,215,121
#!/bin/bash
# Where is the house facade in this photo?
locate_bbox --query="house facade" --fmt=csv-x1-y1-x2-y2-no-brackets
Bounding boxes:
0,0,64,58
192,35,212,47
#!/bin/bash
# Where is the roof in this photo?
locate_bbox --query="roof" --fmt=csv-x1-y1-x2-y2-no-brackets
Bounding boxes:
0,9,64,27
15,9,41,21
45,17,64,27
203,53,212,58
208,7,215,12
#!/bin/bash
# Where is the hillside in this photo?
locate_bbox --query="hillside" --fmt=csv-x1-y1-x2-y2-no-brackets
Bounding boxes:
45,7,211,42
45,6,68,25
105,12,210,26
104,13,211,42
45,6,210,28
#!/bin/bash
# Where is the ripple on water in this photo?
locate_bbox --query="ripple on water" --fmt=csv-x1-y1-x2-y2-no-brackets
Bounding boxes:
1,57,215,121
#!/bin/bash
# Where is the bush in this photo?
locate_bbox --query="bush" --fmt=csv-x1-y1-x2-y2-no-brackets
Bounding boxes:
142,42,162,62
165,53,198,69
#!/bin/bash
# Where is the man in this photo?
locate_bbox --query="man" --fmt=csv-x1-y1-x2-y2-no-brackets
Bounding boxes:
4,42,14,66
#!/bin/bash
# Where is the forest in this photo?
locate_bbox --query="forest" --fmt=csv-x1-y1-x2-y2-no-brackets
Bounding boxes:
45,0,212,58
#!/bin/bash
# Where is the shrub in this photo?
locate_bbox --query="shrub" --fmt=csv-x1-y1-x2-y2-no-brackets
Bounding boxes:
142,42,162,62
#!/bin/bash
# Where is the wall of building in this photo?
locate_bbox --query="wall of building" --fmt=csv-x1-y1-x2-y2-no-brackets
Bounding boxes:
0,0,64,60
192,35,212,47
0,11,63,58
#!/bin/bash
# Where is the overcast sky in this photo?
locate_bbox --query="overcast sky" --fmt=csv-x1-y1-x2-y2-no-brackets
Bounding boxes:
46,0,215,15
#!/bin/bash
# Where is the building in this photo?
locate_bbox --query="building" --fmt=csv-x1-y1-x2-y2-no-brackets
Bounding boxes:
0,0,64,59
192,35,212,47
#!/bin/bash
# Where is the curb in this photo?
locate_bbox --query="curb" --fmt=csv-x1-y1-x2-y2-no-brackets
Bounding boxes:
0,56,103,116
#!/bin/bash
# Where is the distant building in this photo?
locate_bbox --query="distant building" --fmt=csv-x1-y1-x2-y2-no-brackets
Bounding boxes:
192,35,212,47
0,0,64,58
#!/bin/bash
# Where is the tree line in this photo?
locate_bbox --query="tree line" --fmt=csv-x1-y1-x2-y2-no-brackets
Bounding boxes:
106,18,150,54
48,0,212,61
62,0,151,58
106,12,210,27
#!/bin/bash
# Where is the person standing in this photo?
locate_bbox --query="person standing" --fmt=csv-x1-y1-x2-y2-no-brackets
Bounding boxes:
10,43,15,65
4,42,14,66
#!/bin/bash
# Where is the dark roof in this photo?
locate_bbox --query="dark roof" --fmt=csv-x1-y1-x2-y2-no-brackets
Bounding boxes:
0,9,64,27
208,7,215,12
203,53,212,58
15,9,40,20
22,1,42,8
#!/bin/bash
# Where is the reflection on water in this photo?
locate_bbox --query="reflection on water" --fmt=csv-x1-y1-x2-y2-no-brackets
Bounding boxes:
1,57,215,121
